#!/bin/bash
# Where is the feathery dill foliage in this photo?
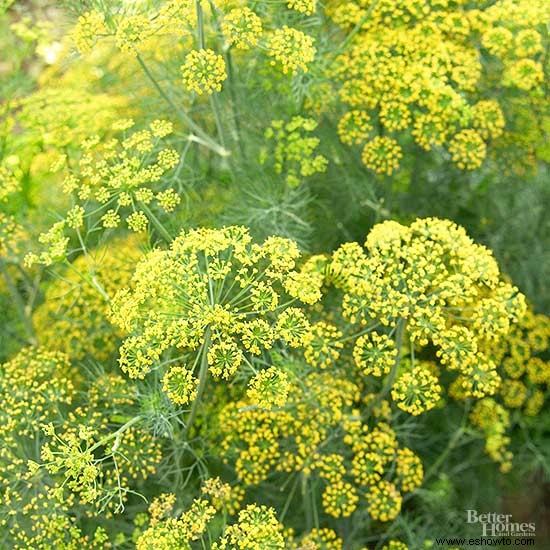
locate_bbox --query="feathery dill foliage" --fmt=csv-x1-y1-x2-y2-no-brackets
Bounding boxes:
0,0,549,548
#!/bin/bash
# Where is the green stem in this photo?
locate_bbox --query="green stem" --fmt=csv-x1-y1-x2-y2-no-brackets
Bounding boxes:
224,49,245,159
424,427,465,482
0,258,36,344
140,202,173,242
186,328,212,437
209,93,228,152
302,473,313,531
89,415,143,453
135,53,229,157
76,228,110,301
338,321,382,344
195,0,205,49
280,474,300,522
195,0,230,158
424,406,470,482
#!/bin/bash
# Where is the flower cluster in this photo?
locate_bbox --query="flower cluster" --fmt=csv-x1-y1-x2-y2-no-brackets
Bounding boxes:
109,227,319,386
492,309,549,417
36,396,162,513
470,398,513,472
361,136,403,176
263,117,328,188
26,119,180,265
327,0,547,173
247,366,290,409
330,218,526,402
71,3,316,90
73,3,195,56
353,332,397,377
267,26,316,75
0,347,162,545
135,489,285,550
217,366,423,522
288,0,317,16
72,10,106,55
391,362,442,416
0,348,75,487
181,49,227,95
221,8,263,50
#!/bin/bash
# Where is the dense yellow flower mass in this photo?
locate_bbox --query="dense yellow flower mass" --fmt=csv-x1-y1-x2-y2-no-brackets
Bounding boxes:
110,226,318,380
1,1,548,548
136,491,285,550
327,0,547,174
217,365,430,523
221,8,263,49
0,348,162,545
247,366,290,409
391,362,442,415
361,136,403,176
330,217,526,402
72,10,107,55
353,332,397,377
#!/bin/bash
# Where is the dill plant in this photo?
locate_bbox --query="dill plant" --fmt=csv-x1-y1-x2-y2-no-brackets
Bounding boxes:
0,1,549,549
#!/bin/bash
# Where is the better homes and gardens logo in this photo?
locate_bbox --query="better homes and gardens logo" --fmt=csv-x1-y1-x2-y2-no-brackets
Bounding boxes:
467,510,536,537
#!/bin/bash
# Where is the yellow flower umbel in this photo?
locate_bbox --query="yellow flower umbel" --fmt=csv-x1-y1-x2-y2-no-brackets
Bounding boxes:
72,10,107,55
470,398,513,472
297,529,344,550
326,0,547,174
263,117,328,188
181,49,227,95
115,14,152,56
0,348,75,495
366,480,402,522
322,480,359,518
503,58,544,90
162,365,199,405
484,307,550,420
391,363,442,415
136,487,271,548
247,366,290,409
267,26,316,75
304,322,343,369
288,0,316,16
212,504,285,549
221,8,263,50
353,332,397,377
109,225,320,457
337,110,373,146
396,448,424,492
136,496,216,549
448,129,487,170
361,136,403,176
330,217,526,400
